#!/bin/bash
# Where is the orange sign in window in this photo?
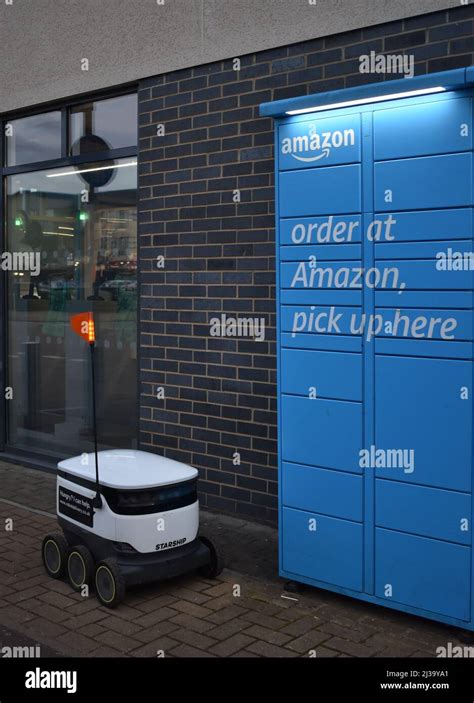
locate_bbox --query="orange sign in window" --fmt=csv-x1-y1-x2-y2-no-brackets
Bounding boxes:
70,312,95,344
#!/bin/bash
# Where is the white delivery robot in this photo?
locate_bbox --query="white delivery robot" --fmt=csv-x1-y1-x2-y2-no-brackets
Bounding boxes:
41,313,222,608
42,449,221,608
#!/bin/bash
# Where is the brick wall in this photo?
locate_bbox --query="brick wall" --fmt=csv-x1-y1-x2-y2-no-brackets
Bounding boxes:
137,4,474,525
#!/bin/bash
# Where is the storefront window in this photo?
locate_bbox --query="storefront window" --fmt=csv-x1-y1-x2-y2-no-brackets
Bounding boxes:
6,158,137,457
70,94,137,156
6,111,62,167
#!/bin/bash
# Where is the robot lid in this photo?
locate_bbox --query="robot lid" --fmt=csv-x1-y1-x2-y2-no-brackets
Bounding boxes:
57,449,198,490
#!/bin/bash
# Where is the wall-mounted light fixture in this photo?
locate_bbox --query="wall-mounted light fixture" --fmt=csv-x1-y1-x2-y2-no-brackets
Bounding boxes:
286,87,446,115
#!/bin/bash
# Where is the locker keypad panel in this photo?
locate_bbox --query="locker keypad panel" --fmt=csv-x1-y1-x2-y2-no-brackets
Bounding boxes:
274,91,474,630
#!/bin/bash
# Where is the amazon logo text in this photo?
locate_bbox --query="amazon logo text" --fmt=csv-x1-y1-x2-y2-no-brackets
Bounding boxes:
281,126,356,163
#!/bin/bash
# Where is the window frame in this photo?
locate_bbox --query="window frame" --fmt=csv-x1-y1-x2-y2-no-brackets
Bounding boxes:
0,83,140,466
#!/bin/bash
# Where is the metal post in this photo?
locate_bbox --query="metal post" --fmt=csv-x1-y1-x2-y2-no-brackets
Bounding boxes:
89,342,102,508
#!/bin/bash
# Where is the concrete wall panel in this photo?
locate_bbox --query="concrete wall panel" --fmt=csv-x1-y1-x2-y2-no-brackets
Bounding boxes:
0,0,459,113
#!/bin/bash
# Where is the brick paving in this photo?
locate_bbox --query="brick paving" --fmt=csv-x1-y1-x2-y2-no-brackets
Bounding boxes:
0,460,468,658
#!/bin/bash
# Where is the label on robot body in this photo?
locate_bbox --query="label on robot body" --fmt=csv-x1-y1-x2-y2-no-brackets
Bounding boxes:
155,537,187,551
58,487,94,527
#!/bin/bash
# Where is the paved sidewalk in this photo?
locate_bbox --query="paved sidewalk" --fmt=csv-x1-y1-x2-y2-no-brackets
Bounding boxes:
0,460,466,658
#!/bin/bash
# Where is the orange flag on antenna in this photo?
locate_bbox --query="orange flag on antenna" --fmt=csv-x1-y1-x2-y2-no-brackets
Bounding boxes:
70,312,95,344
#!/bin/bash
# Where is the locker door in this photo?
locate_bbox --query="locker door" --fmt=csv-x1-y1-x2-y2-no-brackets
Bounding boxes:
375,529,470,621
375,356,472,492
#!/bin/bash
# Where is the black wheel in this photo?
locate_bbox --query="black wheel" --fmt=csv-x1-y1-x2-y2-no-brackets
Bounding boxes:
42,533,68,579
199,535,223,578
94,558,125,608
67,545,94,592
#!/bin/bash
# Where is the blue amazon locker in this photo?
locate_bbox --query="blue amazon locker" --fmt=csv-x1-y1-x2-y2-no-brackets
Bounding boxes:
260,68,474,631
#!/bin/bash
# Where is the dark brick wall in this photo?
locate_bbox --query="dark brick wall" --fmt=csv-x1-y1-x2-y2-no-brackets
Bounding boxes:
137,4,474,525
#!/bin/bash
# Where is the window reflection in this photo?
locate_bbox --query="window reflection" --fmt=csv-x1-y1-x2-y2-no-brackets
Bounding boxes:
70,94,137,156
6,111,62,167
6,159,137,457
